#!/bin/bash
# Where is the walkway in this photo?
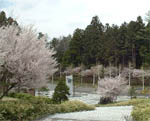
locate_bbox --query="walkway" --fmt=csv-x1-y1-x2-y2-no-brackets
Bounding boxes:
40,106,132,121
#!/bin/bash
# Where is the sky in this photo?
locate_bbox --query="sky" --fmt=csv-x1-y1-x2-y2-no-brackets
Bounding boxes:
0,0,150,39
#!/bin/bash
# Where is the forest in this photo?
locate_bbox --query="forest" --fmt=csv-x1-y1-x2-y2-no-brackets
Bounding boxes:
49,13,150,71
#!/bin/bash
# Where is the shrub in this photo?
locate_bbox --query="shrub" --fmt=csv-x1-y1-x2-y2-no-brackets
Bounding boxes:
132,102,150,121
61,100,95,112
0,99,95,121
132,105,149,121
129,87,137,99
1,93,95,121
99,97,113,104
99,98,150,107
8,92,53,105
0,114,6,121
55,100,95,113
141,89,150,95
0,99,56,121
0,100,35,121
39,87,50,92
7,92,16,98
29,96,53,104
52,80,70,104
8,92,33,100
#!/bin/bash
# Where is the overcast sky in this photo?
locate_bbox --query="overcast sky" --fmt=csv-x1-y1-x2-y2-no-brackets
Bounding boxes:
0,0,150,39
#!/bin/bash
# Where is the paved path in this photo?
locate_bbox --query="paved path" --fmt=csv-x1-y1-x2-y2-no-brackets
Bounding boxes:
38,84,132,121
40,106,132,121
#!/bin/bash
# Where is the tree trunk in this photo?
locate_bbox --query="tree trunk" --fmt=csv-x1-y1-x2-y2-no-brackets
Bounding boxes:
132,44,136,68
0,83,16,100
59,64,62,77
142,66,145,91
52,74,54,84
122,55,125,68
129,62,131,87
93,74,95,86
109,62,112,78
98,66,100,81
118,64,121,76
80,71,83,86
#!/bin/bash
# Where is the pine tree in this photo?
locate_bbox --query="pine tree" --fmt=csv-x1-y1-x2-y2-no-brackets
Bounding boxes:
83,16,104,67
68,28,84,66
52,80,70,104
0,11,7,27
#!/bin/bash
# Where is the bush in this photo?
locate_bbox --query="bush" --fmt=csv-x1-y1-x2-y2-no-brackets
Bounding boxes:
98,98,150,107
0,99,95,121
0,99,56,121
141,89,150,95
39,87,49,91
7,92,16,98
0,100,36,121
99,97,113,104
129,87,137,99
28,96,53,104
0,114,6,121
1,92,95,121
132,101,150,121
60,100,95,112
8,92,33,100
8,92,53,105
52,80,70,104
53,100,95,113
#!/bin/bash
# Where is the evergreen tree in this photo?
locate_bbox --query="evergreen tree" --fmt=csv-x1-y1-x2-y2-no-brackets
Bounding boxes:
83,16,104,67
50,35,71,68
0,11,7,27
52,80,70,104
67,28,84,66
0,11,18,26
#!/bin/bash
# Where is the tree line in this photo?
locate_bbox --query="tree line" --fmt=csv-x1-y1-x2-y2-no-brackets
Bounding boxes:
1,10,150,71
50,12,150,71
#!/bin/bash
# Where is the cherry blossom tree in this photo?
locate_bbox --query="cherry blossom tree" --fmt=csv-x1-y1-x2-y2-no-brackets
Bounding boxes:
0,25,57,99
97,76,128,102
132,68,150,90
80,69,93,85
81,69,93,77
64,66,81,75
91,65,102,86
104,66,118,78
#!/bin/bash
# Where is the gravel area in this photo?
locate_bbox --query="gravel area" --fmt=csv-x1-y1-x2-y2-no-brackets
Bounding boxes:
40,106,133,121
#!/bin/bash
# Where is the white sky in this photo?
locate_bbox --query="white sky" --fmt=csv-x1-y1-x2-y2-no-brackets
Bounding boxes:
1,0,150,39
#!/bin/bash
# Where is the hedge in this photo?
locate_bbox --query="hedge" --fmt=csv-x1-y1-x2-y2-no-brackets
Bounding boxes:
0,93,95,121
